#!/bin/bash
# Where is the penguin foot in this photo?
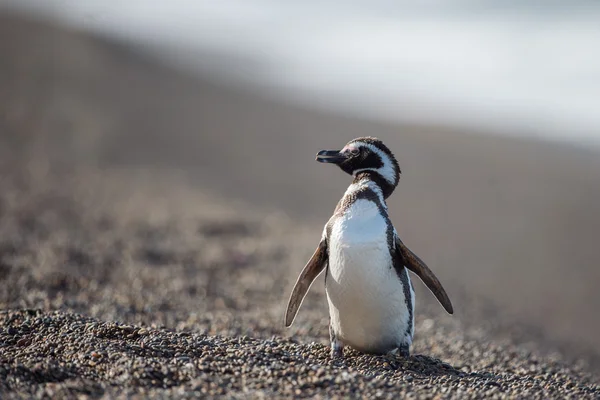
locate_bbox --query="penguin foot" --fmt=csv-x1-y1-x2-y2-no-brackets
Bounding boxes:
388,344,410,359
329,324,344,358
397,343,410,358
330,338,344,359
330,346,344,359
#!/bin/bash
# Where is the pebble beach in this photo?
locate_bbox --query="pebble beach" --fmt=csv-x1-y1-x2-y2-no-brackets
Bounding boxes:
1,13,600,399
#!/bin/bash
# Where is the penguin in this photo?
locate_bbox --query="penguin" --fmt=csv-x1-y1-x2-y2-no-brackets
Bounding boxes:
284,137,453,358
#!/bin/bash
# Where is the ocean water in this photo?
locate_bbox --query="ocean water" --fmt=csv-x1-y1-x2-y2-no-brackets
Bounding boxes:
3,0,600,145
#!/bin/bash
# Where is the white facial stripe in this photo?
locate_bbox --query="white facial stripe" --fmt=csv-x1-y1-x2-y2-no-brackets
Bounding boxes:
351,142,397,185
342,144,359,153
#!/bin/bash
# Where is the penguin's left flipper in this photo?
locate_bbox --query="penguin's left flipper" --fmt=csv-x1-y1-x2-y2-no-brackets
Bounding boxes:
394,234,454,315
284,239,329,327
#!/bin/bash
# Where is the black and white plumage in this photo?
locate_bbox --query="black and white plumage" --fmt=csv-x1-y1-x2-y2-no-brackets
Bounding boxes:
285,137,453,358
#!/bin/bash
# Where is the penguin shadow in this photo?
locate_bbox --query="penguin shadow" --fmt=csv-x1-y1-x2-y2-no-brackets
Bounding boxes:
388,353,502,382
395,354,463,377
330,351,468,378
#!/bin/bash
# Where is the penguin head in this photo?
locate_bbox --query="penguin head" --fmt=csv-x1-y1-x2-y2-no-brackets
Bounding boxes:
316,137,401,195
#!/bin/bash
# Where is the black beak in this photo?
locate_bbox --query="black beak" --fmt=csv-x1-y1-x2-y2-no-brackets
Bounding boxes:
316,149,347,164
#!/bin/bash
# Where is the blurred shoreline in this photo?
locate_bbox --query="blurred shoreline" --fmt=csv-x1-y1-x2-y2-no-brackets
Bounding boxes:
3,1,600,146
1,10,600,373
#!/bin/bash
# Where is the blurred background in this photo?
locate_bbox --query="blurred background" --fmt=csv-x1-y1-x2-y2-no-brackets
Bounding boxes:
1,0,600,367
5,0,600,144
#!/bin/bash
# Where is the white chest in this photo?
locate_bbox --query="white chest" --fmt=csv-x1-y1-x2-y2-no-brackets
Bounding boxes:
326,199,414,353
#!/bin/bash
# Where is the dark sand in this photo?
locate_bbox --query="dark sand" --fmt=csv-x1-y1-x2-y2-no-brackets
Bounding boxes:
1,13,599,399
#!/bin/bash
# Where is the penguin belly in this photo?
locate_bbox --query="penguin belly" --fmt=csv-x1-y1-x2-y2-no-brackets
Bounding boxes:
326,199,414,353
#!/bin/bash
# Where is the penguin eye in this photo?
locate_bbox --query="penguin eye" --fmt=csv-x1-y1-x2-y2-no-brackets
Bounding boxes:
350,148,360,156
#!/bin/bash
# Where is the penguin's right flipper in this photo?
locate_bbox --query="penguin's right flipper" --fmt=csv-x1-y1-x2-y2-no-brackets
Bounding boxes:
284,239,328,327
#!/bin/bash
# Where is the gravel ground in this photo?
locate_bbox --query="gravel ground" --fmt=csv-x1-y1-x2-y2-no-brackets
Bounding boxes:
0,164,598,399
2,310,598,399
1,12,599,399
